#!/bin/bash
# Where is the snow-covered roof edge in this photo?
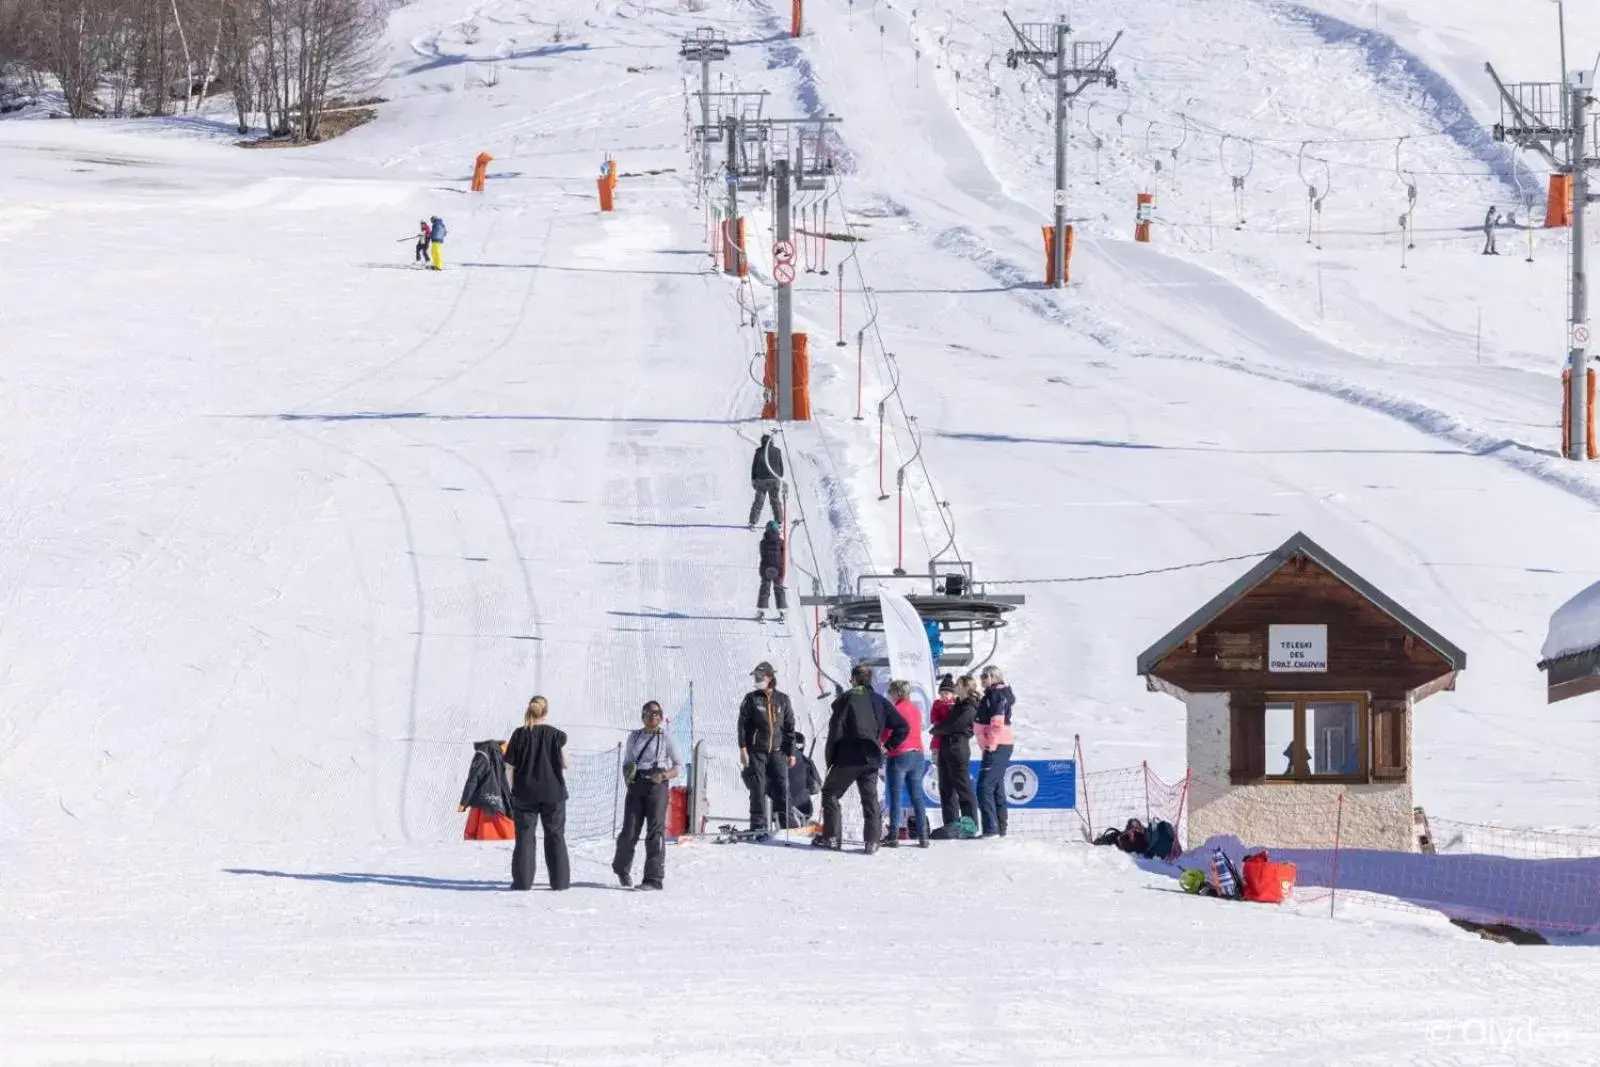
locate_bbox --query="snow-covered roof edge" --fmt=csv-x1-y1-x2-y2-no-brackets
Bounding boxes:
1538,579,1600,665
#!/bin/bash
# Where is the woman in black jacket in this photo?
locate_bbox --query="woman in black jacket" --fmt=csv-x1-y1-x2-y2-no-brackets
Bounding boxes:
929,674,979,832
458,740,514,840
756,520,787,621
502,696,571,890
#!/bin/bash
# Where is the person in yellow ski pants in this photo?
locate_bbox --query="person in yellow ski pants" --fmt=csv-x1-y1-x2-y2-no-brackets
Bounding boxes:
428,214,446,270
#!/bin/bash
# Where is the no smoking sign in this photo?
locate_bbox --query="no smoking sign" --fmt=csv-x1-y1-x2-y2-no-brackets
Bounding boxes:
1574,323,1592,349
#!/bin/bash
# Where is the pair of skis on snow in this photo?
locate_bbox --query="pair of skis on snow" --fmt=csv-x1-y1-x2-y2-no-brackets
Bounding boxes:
713,823,819,846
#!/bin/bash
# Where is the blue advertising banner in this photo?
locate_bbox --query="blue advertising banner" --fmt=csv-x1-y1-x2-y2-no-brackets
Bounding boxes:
887,758,1076,810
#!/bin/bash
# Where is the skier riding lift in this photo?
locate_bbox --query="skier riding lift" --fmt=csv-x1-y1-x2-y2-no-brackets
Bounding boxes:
748,433,785,528
757,520,788,623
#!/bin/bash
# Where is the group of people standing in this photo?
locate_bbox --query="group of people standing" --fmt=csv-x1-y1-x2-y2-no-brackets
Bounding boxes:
737,659,1018,851
455,661,1019,889
457,694,684,892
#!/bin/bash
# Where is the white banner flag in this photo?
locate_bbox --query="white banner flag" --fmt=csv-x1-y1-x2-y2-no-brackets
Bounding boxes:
878,590,935,716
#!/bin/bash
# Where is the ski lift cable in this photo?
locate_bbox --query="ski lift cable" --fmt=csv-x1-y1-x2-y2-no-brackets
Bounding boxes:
828,170,965,566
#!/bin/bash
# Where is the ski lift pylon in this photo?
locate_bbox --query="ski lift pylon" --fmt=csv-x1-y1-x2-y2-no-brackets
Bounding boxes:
799,559,1024,670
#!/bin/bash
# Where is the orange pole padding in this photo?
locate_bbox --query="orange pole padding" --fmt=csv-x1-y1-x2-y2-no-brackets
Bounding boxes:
1558,367,1598,459
1546,174,1573,228
471,152,493,192
605,159,618,192
761,332,812,420
1135,192,1154,243
597,175,614,212
1041,224,1076,285
792,0,802,37
736,217,749,277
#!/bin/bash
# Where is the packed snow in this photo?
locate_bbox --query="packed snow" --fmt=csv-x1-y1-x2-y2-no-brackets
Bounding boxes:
3,0,1599,1062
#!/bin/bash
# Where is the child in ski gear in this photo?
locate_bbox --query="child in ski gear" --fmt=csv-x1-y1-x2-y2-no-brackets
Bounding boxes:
613,700,682,890
738,662,796,832
757,520,787,619
974,666,1015,837
881,679,929,847
817,662,908,852
458,739,514,840
776,730,822,826
415,220,432,263
748,434,785,527
503,695,571,890
929,674,978,831
428,215,446,270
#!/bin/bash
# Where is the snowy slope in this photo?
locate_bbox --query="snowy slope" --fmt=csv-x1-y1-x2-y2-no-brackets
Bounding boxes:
3,0,1600,1060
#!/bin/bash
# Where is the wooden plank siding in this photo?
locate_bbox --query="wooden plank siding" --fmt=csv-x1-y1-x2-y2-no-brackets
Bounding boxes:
1148,556,1456,787
1148,558,1455,697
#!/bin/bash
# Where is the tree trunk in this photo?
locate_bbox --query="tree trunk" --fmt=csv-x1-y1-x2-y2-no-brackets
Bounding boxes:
170,0,193,113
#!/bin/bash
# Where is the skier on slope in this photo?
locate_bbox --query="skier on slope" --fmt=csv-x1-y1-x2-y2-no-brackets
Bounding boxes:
757,520,788,623
414,220,432,265
738,661,797,833
1482,206,1500,256
815,662,908,853
748,433,785,528
428,215,447,271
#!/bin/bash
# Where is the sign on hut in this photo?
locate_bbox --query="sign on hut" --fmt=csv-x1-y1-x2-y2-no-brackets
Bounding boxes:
1136,532,1466,852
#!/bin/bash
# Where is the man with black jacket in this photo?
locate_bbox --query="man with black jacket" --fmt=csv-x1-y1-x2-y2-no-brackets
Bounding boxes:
737,661,796,832
747,434,785,528
930,673,979,831
816,662,909,853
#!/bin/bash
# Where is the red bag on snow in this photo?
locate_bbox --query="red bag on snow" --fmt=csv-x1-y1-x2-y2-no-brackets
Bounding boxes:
1242,850,1297,904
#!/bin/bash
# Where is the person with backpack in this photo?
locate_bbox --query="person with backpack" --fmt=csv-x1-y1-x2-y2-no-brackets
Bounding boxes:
737,661,796,833
612,699,682,890
414,220,432,264
974,666,1016,838
881,679,929,848
457,739,514,840
756,520,787,623
815,662,908,853
929,674,979,837
502,695,571,890
747,434,785,528
428,215,447,270
773,730,822,827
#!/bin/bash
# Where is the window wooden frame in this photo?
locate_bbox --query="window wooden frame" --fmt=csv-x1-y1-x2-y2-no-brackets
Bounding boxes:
1262,692,1369,784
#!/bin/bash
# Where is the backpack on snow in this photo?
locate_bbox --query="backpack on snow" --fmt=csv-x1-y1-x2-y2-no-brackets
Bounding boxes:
1114,818,1149,855
1207,845,1243,900
1142,820,1180,862
930,816,979,840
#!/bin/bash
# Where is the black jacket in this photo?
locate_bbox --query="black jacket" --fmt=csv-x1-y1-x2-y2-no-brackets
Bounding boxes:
759,528,784,577
459,740,512,815
930,695,977,740
504,723,568,805
751,438,784,481
826,686,908,767
738,687,796,756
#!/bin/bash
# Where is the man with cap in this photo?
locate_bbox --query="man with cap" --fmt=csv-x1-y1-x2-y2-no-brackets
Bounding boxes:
816,662,909,853
737,661,796,833
773,730,822,827
612,699,683,889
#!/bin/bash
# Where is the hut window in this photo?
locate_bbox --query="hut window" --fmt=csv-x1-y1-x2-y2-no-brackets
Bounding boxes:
1261,694,1368,781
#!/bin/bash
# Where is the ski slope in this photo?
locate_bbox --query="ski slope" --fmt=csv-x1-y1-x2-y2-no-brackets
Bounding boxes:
2,0,1599,1061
